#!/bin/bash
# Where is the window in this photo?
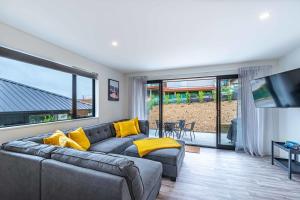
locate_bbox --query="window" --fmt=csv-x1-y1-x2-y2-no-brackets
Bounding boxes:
76,76,95,118
0,47,96,128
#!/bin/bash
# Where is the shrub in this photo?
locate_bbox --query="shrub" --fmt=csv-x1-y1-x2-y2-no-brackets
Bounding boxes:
43,115,55,123
147,95,156,112
212,90,216,102
164,94,170,104
176,93,181,104
186,92,191,104
222,86,233,102
227,90,233,102
198,91,205,103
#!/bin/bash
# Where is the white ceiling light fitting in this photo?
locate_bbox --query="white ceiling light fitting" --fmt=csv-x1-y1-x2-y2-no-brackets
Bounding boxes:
111,41,118,47
259,12,270,20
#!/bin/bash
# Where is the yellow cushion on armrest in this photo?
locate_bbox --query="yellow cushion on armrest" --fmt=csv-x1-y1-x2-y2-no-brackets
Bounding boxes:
59,135,86,151
43,130,65,145
67,127,90,150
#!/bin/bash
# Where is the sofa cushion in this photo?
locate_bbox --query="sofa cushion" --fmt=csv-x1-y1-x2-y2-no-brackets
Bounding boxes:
22,132,58,144
82,123,113,144
119,120,139,138
2,140,58,158
138,120,149,137
0,150,44,200
125,134,147,141
59,135,86,151
43,130,65,146
90,137,133,154
113,122,121,138
113,154,162,200
67,127,91,150
110,119,130,137
124,140,185,166
133,118,141,133
51,148,144,200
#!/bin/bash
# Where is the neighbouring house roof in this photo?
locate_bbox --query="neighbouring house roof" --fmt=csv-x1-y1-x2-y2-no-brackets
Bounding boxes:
0,78,92,113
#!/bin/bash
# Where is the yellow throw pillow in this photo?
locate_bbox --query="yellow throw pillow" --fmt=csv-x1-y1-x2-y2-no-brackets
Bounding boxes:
119,120,139,137
43,130,65,145
133,117,141,133
113,122,121,138
67,127,90,150
59,135,85,151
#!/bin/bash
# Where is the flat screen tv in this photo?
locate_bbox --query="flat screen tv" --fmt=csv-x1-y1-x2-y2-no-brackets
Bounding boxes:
251,68,300,108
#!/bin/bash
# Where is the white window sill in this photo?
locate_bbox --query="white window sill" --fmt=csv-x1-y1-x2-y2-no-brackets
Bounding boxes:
0,117,100,131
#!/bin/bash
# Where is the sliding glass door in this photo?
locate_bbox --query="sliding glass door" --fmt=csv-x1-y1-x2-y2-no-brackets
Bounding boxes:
217,75,238,149
162,78,217,147
146,75,238,150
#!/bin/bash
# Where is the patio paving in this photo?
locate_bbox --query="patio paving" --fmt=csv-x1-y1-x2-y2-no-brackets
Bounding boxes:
149,129,233,147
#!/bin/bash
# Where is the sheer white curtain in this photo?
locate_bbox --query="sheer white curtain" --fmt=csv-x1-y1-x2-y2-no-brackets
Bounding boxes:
129,76,148,120
236,66,279,156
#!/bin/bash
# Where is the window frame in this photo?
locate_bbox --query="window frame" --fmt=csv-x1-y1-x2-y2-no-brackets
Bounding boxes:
0,46,97,127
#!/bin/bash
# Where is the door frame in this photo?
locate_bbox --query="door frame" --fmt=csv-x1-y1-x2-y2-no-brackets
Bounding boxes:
216,75,238,150
147,80,163,137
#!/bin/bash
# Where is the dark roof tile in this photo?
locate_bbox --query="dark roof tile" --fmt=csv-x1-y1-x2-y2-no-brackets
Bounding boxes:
0,78,92,113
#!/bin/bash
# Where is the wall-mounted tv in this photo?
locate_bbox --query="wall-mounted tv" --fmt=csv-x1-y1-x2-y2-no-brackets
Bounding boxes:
251,68,300,108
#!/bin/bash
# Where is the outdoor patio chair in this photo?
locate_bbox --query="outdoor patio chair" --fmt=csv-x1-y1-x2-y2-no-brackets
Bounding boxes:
154,120,160,136
227,118,237,143
164,122,177,138
183,121,196,141
174,120,185,138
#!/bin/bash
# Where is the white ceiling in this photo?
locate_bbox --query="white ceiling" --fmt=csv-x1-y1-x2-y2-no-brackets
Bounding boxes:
0,0,300,73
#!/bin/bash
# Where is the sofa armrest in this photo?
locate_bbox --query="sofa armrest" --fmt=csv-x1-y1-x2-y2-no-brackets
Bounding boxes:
0,150,44,200
138,120,149,136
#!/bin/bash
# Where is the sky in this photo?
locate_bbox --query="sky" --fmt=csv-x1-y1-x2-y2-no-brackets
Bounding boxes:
0,56,92,99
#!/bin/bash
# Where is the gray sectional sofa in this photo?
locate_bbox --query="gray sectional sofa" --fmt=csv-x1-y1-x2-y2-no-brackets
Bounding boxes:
0,120,185,200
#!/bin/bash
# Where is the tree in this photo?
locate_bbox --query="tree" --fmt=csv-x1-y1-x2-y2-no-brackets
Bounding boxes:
198,91,205,103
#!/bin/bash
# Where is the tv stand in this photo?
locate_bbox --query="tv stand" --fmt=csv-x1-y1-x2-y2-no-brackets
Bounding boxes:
271,141,300,179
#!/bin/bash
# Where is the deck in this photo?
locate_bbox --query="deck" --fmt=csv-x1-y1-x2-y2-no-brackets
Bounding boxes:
149,129,233,147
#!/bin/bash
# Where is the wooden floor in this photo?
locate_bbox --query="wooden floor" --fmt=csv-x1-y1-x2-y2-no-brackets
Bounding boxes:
157,148,300,200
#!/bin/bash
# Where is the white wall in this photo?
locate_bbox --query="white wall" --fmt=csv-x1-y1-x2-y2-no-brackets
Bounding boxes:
128,59,278,80
278,47,300,72
275,47,300,145
0,23,129,144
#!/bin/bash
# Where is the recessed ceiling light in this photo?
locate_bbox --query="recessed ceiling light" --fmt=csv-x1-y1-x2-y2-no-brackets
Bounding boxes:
259,12,270,20
112,41,118,47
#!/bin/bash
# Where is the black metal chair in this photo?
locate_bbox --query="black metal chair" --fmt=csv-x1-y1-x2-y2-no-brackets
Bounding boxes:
164,122,177,138
227,118,237,143
174,120,185,139
183,122,196,141
154,120,160,136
